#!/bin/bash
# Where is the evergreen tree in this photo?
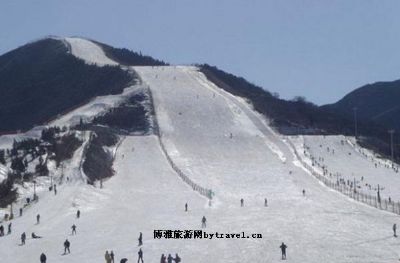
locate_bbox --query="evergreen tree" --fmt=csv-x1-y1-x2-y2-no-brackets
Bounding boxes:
0,150,5,165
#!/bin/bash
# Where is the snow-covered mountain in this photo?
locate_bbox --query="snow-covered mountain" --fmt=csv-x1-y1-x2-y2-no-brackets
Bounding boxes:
0,37,399,263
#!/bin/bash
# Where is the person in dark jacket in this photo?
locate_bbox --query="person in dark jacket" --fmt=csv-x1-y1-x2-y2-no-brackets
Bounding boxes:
64,239,70,254
280,242,287,260
393,223,397,237
40,252,47,263
110,250,115,263
7,223,12,234
21,232,26,245
76,210,80,219
0,225,4,236
71,224,77,235
19,208,23,217
36,214,40,224
185,203,188,212
240,198,244,207
138,232,143,246
167,254,173,263
120,259,128,263
137,248,144,263
174,253,181,263
201,216,207,228
160,254,166,263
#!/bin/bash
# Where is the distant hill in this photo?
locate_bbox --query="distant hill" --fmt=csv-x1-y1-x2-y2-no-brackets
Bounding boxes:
0,38,133,132
323,80,400,131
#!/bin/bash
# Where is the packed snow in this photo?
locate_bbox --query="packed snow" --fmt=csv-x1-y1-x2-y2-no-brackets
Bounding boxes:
65,37,118,67
49,84,145,128
0,164,8,183
290,135,400,202
1,39,400,262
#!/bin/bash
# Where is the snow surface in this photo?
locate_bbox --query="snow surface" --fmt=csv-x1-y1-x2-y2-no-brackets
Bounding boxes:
65,37,118,67
1,40,400,262
0,164,8,183
49,84,145,128
290,135,400,202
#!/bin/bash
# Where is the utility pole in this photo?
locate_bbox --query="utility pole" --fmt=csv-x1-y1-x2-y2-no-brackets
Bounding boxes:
353,107,358,140
388,129,395,162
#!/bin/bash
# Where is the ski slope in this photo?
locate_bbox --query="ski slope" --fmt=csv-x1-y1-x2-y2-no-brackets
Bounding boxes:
291,135,400,201
1,39,400,262
65,37,118,67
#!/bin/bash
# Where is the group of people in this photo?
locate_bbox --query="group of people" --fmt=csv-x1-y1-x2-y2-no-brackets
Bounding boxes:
160,253,181,263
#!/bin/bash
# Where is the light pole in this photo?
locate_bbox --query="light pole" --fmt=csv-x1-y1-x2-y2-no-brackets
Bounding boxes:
388,129,395,162
353,107,358,140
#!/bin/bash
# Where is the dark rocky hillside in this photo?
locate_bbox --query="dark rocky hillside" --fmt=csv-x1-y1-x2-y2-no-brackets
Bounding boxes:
94,40,167,66
0,38,134,133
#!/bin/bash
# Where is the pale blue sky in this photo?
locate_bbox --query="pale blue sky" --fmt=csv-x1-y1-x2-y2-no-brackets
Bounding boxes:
1,0,400,104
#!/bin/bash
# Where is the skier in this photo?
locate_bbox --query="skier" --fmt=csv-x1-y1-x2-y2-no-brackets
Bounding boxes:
174,253,181,263
64,239,71,254
21,232,26,245
71,224,77,235
19,208,23,217
36,214,40,224
264,198,268,207
54,184,57,195
240,198,244,207
137,248,144,263
185,203,188,212
138,232,143,246
120,259,128,263
0,225,4,236
110,250,115,263
201,216,207,228
393,223,397,237
160,254,167,263
302,189,306,196
7,223,11,234
32,232,42,239
40,252,47,263
167,254,173,263
105,251,112,263
280,242,287,260
77,210,80,219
